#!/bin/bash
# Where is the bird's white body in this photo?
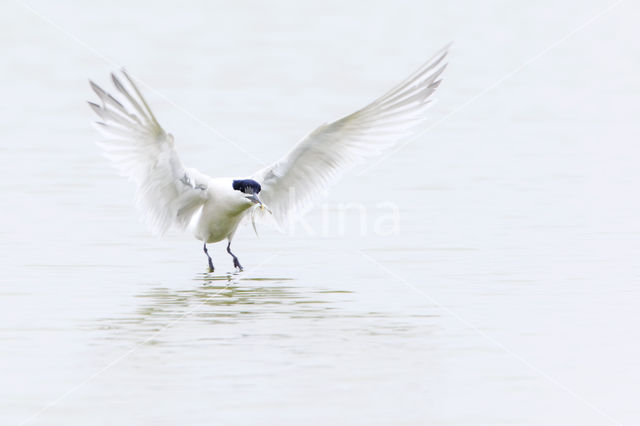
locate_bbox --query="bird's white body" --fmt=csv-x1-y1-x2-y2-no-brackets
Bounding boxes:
89,45,449,270
191,178,253,243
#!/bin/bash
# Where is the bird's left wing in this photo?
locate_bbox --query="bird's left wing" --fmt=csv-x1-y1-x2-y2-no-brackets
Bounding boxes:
253,44,449,228
89,71,209,235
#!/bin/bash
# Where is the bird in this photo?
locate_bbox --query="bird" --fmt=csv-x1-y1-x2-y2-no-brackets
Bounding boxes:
88,44,449,272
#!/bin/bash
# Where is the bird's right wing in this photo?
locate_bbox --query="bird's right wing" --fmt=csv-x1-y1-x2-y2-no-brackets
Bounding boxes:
89,71,209,235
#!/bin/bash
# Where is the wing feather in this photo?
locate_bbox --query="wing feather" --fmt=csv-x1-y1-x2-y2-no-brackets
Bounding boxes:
89,71,209,235
253,44,450,228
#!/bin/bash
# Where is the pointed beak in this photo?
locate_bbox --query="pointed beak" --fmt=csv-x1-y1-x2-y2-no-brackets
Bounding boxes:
245,193,262,205
245,193,271,213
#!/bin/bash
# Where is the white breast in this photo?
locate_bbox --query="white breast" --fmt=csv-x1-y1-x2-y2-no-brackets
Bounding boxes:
190,178,253,243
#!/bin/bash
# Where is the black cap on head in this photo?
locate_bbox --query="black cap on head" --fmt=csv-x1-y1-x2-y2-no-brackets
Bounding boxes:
232,179,261,194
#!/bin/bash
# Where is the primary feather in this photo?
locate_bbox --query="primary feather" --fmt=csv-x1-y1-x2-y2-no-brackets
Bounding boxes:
253,44,450,228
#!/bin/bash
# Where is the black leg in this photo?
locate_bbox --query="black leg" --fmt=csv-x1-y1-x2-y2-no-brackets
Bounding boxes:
203,243,214,272
227,241,243,271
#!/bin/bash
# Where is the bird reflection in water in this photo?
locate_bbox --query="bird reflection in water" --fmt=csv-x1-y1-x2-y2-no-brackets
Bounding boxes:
101,273,353,338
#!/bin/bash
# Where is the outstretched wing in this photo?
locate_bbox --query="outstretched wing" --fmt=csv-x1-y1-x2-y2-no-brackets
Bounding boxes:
253,44,449,228
89,71,209,235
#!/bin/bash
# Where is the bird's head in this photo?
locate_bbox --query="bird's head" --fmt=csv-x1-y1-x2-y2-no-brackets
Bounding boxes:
232,179,269,212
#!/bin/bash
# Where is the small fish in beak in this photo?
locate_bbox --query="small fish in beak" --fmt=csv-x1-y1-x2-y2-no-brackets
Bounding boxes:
247,193,272,237
245,193,271,214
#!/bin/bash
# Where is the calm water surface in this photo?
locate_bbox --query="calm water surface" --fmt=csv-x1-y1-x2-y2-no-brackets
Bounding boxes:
2,0,640,425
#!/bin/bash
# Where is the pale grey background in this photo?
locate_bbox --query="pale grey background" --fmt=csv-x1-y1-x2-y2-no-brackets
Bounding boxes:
1,0,639,425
